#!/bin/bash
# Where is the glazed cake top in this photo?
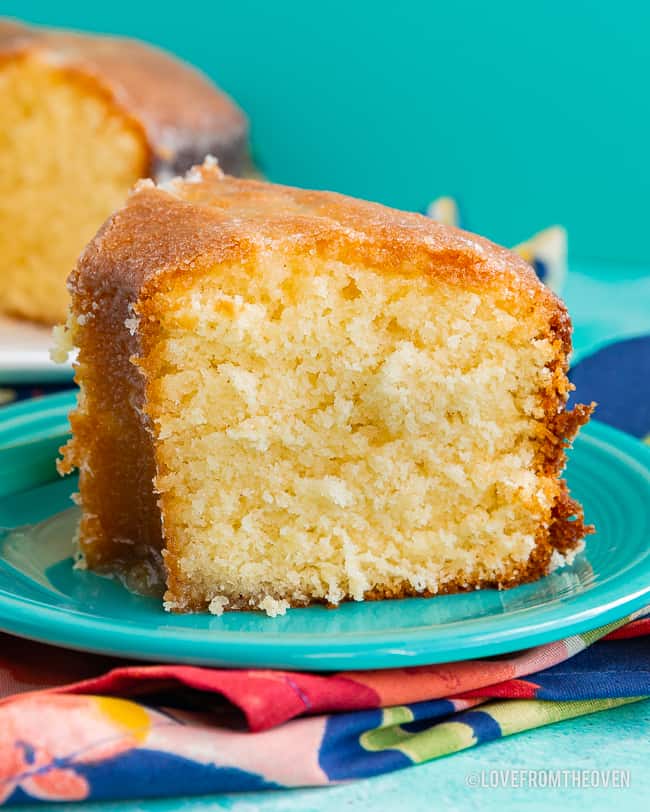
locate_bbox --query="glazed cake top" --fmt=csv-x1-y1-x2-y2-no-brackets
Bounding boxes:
70,158,569,346
0,19,247,170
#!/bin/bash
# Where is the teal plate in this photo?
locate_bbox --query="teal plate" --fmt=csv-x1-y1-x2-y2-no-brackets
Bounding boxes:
0,391,649,671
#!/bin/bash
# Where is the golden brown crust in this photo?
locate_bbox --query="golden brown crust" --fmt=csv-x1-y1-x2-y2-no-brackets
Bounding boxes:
0,18,249,176
71,159,566,324
58,289,163,579
548,478,594,552
66,160,593,614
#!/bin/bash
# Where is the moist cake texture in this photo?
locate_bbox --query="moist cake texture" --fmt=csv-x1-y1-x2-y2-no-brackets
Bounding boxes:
0,18,249,324
58,159,593,616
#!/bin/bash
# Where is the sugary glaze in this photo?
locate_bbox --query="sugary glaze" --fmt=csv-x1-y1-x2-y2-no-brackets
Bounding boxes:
0,19,249,176
66,161,569,324
0,19,251,323
59,160,593,614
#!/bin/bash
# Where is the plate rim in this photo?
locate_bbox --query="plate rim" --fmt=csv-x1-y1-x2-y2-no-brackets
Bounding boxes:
0,314,74,385
0,392,649,670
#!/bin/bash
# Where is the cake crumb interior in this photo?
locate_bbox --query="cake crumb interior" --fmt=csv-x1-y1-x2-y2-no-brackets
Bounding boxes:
141,255,560,613
0,54,147,323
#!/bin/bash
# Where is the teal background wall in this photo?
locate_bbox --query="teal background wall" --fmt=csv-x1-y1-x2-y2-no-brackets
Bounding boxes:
4,1,649,265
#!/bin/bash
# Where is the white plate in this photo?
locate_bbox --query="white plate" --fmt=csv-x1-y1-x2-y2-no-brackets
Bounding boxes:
0,315,74,384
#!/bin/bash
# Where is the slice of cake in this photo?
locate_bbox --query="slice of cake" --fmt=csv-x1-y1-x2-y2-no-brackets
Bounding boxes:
0,19,250,325
57,159,594,616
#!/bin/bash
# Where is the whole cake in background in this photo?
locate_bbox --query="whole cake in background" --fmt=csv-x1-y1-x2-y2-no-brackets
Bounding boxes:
0,18,250,325
56,158,594,617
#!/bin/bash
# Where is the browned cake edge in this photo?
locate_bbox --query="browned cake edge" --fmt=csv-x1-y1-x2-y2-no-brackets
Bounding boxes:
59,166,595,612
0,18,250,177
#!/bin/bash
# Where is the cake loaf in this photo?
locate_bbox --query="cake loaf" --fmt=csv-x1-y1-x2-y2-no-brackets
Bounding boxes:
0,19,250,324
57,159,594,616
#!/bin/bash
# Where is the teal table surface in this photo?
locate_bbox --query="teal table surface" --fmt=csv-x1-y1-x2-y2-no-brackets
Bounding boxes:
11,263,650,811
15,700,650,812
3,2,650,807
